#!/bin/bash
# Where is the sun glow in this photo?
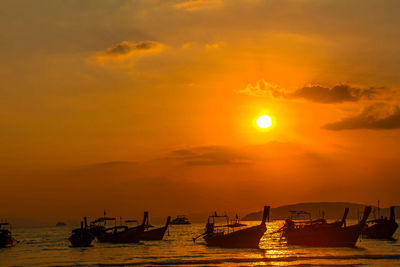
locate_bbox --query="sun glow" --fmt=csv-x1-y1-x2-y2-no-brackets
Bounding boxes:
256,115,272,129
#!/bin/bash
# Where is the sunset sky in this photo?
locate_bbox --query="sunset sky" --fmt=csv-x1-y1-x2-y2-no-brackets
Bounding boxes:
1,0,400,222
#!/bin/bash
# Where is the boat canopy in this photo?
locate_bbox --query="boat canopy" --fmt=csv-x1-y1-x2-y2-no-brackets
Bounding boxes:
91,217,116,224
289,210,312,220
104,225,128,232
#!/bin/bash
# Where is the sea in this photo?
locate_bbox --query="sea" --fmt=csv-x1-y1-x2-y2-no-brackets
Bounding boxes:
1,220,400,266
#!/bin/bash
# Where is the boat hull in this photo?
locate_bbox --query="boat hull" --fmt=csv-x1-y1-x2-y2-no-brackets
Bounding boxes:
284,224,363,247
363,220,398,239
68,232,94,247
204,224,266,248
0,233,13,248
140,226,168,241
97,225,145,243
140,216,170,241
89,225,106,237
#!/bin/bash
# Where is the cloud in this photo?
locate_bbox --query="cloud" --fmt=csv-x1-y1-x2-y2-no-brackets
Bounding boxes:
96,41,164,63
96,161,138,166
237,79,287,97
239,80,381,103
105,41,158,55
162,142,315,166
205,42,224,49
167,145,252,165
174,0,222,11
289,84,377,103
323,104,400,131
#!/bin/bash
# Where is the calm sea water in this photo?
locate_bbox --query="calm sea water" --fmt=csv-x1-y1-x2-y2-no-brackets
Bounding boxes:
1,221,400,266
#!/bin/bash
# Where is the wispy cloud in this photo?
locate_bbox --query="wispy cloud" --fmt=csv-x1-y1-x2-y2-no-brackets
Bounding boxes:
237,79,287,98
96,41,164,63
323,104,400,131
161,142,317,166
205,42,224,49
174,0,222,11
167,145,252,165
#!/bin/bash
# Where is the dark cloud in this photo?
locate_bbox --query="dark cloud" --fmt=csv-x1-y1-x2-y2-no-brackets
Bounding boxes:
323,104,400,130
104,41,161,55
290,84,377,103
239,80,382,103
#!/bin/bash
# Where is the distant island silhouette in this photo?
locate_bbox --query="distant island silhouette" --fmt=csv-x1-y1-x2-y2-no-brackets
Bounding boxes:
5,202,399,227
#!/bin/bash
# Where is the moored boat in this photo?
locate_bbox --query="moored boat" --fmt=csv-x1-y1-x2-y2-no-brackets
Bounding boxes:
227,214,247,228
140,213,171,241
363,206,398,240
68,217,95,247
97,212,147,243
170,215,191,225
195,206,270,248
89,216,117,237
282,206,371,247
0,222,14,248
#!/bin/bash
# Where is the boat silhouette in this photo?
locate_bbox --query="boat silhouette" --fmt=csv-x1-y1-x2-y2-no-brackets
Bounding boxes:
194,206,270,248
170,215,191,225
281,206,371,247
140,213,171,241
363,206,398,240
96,212,147,243
89,216,117,237
0,222,14,248
68,217,95,247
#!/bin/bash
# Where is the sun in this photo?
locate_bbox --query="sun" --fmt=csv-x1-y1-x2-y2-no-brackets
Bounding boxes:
256,115,272,129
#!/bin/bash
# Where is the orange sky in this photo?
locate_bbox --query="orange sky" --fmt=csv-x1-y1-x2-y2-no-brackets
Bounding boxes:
1,0,400,222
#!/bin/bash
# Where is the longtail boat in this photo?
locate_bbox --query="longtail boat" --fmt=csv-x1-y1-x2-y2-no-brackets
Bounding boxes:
227,214,247,228
363,206,398,240
96,212,147,243
194,206,270,248
0,222,14,248
282,206,371,247
140,213,171,241
68,217,95,247
89,216,117,237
